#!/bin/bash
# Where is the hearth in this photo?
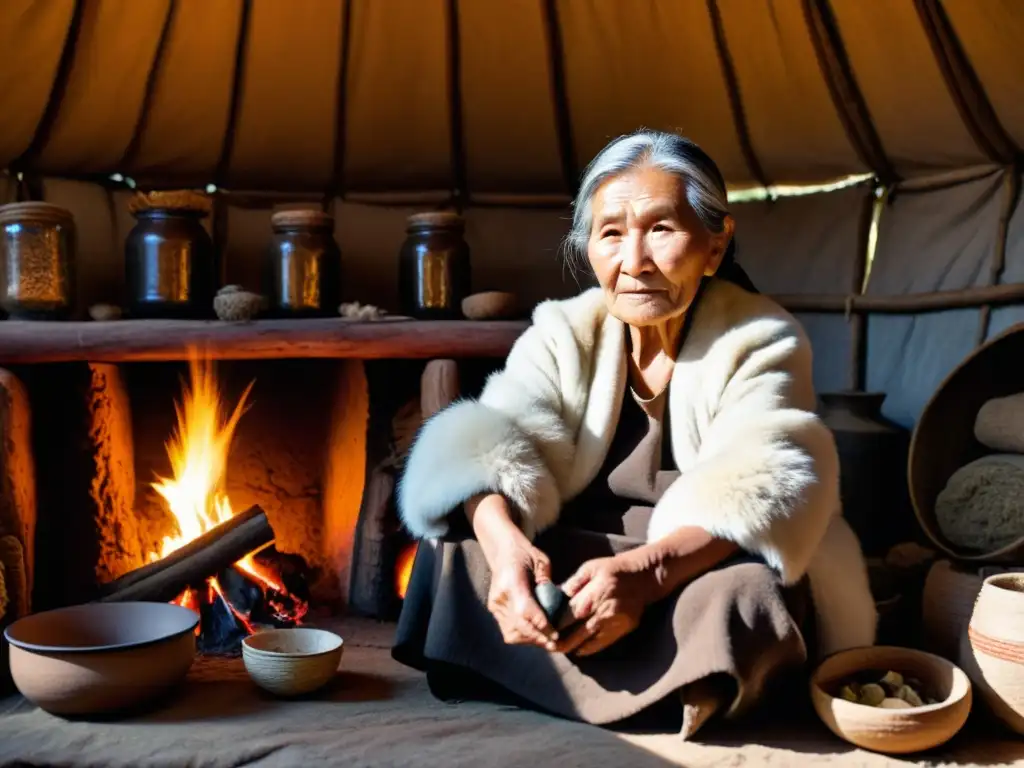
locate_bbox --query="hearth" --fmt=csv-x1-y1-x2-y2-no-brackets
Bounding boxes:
4,353,428,654
0,317,512,665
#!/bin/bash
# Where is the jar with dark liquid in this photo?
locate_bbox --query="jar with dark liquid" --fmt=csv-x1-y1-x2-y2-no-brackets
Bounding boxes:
265,209,342,317
124,191,217,319
398,211,471,319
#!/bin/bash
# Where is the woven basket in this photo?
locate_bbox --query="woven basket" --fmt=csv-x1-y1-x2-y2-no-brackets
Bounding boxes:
909,322,1024,562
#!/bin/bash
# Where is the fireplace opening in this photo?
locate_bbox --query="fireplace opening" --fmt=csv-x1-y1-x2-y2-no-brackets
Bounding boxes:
21,353,427,653
131,355,312,652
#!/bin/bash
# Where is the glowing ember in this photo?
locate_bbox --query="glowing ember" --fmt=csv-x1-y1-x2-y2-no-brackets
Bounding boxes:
395,543,417,599
150,352,308,644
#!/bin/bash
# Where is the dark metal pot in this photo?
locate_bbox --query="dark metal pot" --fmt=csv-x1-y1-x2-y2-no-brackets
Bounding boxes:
264,209,342,317
818,391,913,556
0,202,76,320
398,211,471,319
124,194,217,319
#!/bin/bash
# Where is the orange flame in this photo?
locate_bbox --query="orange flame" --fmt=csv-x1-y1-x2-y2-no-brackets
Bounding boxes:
175,587,202,635
149,351,307,635
150,354,254,561
395,543,417,599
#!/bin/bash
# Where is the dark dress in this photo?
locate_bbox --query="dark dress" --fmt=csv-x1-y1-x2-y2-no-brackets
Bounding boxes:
392,382,811,734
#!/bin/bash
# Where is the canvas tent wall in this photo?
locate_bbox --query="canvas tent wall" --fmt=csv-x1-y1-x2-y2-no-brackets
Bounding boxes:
0,0,1022,427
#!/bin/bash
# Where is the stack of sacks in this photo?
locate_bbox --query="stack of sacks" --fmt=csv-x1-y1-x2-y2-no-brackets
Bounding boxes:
935,393,1024,553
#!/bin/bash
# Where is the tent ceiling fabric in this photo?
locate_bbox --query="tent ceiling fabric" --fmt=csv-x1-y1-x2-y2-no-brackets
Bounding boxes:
1,0,1021,194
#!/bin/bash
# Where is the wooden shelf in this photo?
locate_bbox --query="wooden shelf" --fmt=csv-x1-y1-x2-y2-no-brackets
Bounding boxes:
0,317,529,364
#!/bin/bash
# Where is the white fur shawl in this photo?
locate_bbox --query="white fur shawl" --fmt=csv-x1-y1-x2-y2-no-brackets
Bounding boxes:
398,279,876,657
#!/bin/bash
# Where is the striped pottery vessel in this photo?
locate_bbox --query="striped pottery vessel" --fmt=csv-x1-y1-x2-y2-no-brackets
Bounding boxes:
966,573,1024,734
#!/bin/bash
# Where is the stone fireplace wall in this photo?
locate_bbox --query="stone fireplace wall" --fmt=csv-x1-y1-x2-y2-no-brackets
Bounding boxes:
0,371,35,630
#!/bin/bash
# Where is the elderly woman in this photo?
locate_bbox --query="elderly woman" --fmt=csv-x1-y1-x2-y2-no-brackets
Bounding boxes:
391,130,875,737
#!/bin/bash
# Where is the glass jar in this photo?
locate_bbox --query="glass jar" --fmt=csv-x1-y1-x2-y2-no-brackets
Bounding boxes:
265,209,342,318
124,191,217,319
398,211,471,319
0,202,76,320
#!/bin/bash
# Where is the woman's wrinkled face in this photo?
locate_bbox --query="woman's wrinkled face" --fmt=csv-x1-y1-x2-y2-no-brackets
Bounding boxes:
587,166,734,327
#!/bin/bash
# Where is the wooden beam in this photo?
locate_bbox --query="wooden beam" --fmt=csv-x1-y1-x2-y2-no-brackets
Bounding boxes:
0,281,1022,365
777,283,1024,315
0,319,528,364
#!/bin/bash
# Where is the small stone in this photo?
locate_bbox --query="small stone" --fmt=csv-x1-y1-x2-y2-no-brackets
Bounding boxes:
879,697,913,709
896,684,924,707
880,670,903,689
858,683,886,707
88,303,122,321
534,581,570,629
462,291,519,320
213,289,264,322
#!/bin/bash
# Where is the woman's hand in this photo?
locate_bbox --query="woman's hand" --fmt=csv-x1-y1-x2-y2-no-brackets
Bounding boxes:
486,542,559,650
555,553,657,657
466,492,559,651
556,530,739,656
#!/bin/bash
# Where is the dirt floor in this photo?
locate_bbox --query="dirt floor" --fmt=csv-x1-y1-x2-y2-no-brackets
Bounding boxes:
1,620,1022,767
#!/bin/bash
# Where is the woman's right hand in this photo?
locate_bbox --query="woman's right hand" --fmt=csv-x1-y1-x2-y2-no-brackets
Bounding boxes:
466,493,559,651
486,542,558,650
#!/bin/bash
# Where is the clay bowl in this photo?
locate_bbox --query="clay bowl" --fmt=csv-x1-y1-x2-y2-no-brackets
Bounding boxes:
242,627,343,697
810,646,972,755
3,601,199,717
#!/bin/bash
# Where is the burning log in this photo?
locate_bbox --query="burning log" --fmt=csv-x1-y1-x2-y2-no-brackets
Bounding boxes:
98,505,274,604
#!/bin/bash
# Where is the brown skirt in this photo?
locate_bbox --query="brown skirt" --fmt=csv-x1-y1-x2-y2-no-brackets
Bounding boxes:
392,523,811,730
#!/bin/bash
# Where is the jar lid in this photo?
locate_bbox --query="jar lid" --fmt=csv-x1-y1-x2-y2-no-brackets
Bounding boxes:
129,190,212,216
271,209,335,230
406,211,465,230
0,201,75,227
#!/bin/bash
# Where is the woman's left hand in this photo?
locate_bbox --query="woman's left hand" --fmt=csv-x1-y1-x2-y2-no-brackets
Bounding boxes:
554,554,656,657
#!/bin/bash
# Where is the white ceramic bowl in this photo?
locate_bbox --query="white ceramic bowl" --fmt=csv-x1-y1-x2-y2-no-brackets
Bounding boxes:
241,627,343,697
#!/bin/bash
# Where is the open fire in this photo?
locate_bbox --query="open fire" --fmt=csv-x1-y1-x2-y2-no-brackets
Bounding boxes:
148,354,308,652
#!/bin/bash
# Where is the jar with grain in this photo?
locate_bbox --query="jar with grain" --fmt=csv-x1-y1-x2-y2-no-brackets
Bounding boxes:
0,202,76,320
124,190,217,319
264,209,342,317
398,211,471,319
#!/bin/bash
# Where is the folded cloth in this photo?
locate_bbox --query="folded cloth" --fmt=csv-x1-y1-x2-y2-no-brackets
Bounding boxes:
936,454,1024,553
975,393,1024,453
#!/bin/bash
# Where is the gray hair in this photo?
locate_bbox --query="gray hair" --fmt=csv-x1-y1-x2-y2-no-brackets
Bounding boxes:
564,129,732,273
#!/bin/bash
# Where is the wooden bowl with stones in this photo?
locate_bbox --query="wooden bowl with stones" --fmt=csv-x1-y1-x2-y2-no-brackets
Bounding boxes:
810,645,972,755
242,627,343,697
3,601,199,717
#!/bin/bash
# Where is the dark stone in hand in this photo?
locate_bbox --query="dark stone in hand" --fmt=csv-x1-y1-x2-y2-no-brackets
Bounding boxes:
534,581,571,629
